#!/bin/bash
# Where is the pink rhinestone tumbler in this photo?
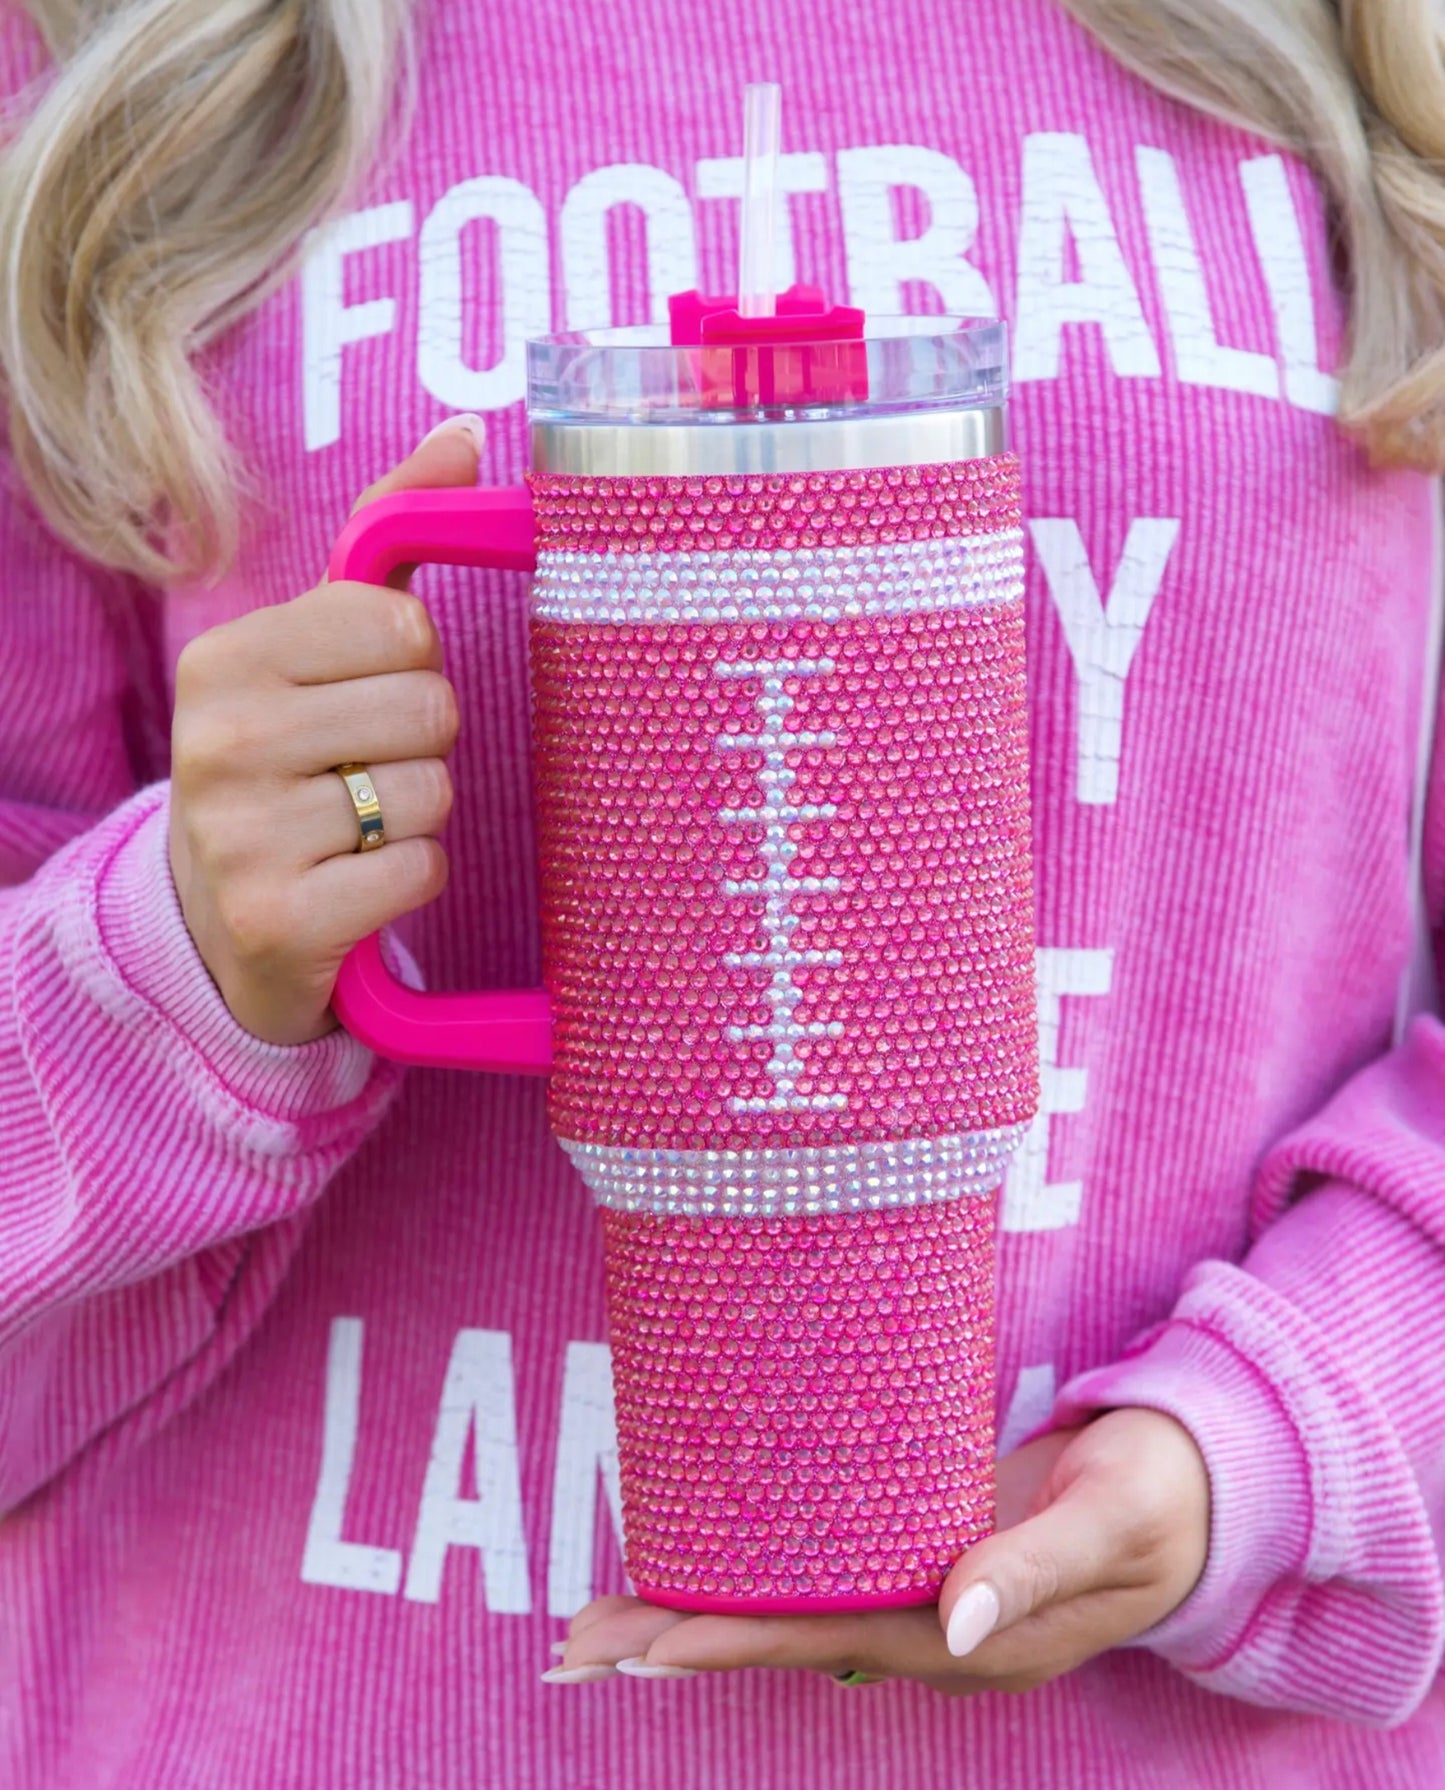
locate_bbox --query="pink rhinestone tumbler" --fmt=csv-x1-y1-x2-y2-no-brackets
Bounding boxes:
328,302,1038,1614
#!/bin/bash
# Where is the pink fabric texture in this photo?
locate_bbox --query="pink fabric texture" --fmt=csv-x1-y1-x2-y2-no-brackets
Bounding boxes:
4,0,1445,1784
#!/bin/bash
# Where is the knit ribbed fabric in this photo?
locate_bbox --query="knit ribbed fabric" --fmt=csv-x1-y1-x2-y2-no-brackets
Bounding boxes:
4,0,1445,1784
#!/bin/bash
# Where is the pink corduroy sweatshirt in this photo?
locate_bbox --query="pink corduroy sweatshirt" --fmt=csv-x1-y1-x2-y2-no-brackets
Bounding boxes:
4,0,1445,1784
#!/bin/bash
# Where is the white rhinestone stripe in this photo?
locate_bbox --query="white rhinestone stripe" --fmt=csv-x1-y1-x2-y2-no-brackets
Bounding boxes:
713,656,847,1115
563,1127,1029,1217
532,532,1024,626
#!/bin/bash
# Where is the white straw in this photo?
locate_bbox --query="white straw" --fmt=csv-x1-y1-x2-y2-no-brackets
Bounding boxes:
737,83,782,319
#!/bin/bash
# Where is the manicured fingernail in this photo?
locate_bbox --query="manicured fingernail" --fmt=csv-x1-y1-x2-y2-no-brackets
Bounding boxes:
539,1664,618,1684
418,413,485,453
615,1656,699,1679
945,1581,1001,1657
549,1640,569,1657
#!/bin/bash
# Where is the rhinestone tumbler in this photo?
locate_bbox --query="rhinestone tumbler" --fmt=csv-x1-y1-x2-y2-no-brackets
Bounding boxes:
329,292,1039,1613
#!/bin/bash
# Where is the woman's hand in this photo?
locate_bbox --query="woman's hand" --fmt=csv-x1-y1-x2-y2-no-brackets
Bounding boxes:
549,1407,1210,1693
169,415,485,1046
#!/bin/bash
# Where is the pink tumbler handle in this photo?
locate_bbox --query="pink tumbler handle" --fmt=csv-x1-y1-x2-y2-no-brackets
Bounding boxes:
326,485,553,1074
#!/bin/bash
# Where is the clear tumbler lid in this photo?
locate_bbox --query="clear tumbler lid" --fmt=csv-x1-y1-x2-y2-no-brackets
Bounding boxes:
526,317,1008,428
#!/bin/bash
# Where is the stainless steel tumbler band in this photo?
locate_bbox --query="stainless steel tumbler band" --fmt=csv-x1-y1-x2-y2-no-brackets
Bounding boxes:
531,405,1004,477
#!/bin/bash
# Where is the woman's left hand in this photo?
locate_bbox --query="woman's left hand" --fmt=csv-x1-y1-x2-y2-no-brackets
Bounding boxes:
550,1407,1210,1694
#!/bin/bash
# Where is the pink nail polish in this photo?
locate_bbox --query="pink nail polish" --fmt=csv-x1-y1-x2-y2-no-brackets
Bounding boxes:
539,1664,617,1684
418,413,485,454
945,1582,1001,1658
615,1656,699,1680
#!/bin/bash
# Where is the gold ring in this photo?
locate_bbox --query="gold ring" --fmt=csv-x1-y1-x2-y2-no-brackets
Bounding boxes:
335,763,385,851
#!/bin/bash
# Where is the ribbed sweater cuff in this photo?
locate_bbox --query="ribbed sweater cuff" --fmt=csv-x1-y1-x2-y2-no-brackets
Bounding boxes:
55,785,405,1154
1051,1250,1444,1724
1051,1306,1312,1673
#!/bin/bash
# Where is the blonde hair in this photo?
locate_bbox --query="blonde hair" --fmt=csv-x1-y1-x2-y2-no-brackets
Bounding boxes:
1060,0,1445,470
1,0,1443,581
0,0,410,581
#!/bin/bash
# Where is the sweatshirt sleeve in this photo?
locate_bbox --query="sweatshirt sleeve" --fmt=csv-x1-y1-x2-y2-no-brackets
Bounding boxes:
0,484,405,1513
1050,699,1445,1727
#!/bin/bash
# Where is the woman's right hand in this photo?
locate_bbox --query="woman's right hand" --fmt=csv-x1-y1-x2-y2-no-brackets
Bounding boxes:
168,415,485,1047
